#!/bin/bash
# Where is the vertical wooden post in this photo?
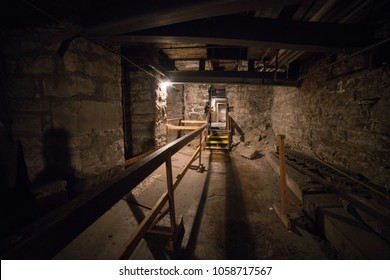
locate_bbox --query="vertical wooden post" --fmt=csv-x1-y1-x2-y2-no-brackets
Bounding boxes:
166,155,176,233
198,129,202,167
273,134,290,229
278,134,287,214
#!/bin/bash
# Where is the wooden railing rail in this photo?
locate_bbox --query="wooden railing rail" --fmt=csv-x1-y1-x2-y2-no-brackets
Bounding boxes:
1,124,207,259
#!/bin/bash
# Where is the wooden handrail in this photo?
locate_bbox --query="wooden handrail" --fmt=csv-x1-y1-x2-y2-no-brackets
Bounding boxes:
180,120,207,124
1,124,207,259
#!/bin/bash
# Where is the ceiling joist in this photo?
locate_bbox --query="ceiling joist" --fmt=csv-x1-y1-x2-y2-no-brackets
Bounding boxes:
106,16,374,53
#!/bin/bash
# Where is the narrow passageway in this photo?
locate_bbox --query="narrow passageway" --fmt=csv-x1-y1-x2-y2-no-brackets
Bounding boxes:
183,149,335,260
54,145,334,260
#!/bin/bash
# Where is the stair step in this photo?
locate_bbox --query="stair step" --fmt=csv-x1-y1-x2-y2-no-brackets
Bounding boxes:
207,140,229,144
207,135,228,139
206,145,229,150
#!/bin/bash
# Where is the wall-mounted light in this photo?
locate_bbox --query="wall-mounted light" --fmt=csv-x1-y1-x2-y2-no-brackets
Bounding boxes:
161,80,171,92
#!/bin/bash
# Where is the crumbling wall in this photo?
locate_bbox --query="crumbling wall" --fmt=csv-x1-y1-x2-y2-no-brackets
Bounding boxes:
2,31,124,188
271,55,390,190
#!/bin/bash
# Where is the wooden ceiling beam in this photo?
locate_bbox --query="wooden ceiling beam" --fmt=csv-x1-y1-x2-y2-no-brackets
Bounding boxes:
167,71,298,86
84,0,311,37
103,15,373,52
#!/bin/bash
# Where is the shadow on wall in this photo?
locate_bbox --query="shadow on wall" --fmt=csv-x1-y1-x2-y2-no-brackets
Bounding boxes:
34,128,83,199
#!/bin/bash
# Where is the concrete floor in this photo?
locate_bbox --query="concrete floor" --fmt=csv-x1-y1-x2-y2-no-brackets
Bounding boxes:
55,143,335,260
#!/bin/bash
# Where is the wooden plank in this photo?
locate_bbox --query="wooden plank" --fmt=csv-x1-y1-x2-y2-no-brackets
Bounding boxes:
272,134,291,230
85,0,310,37
166,124,202,130
166,70,298,86
113,16,373,52
278,134,287,214
118,192,169,259
180,120,207,124
272,203,291,230
166,156,176,233
125,150,154,166
167,118,182,122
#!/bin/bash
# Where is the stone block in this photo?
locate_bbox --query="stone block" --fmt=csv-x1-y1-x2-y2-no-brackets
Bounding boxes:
240,147,262,160
101,81,121,101
63,52,83,72
10,100,50,113
52,101,79,132
7,78,35,98
43,75,95,98
78,101,122,133
84,59,117,81
132,100,155,115
12,115,42,136
22,56,55,74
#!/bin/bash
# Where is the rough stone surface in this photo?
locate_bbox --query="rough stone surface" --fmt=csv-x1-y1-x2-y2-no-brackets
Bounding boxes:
184,84,209,120
3,30,124,188
271,55,390,191
166,85,184,142
182,63,389,192
227,84,275,150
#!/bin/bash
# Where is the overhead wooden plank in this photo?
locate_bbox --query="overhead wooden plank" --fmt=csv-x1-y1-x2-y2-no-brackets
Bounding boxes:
85,0,312,37
110,16,374,52
167,71,298,86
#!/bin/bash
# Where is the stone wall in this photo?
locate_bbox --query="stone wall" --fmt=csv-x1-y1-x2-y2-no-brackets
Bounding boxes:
2,31,124,188
182,84,275,149
227,84,275,149
271,55,390,191
127,71,167,154
166,84,184,142
184,84,209,120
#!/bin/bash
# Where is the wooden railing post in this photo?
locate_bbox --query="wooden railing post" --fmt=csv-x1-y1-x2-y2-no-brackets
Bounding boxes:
273,134,291,229
278,135,287,214
165,155,176,233
199,130,202,167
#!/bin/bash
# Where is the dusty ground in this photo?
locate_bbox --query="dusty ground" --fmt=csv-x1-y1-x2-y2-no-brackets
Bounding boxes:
55,144,336,260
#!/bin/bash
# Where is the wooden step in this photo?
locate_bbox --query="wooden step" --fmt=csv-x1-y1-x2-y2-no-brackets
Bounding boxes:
206,145,229,150
207,135,228,139
207,140,229,145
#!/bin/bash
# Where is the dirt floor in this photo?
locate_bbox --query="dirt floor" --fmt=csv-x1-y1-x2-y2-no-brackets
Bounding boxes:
55,144,336,260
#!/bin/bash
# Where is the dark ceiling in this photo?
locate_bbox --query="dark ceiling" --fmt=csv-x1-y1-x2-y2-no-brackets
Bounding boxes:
1,0,390,85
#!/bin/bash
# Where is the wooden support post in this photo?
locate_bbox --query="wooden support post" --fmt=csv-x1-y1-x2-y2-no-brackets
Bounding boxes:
278,134,287,213
199,130,202,166
273,134,291,229
166,155,176,233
